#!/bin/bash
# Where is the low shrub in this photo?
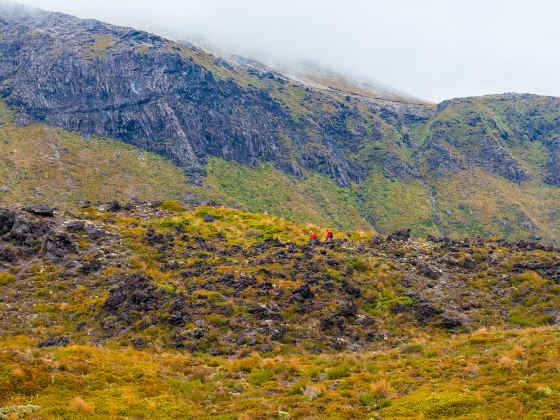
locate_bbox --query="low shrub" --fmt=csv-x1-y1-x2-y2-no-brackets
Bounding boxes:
370,379,391,399
326,364,351,380
0,272,15,285
159,200,185,212
248,368,274,386
349,257,370,272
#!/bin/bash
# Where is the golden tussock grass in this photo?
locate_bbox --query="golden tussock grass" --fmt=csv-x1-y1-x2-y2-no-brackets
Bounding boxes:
370,379,392,399
71,396,94,414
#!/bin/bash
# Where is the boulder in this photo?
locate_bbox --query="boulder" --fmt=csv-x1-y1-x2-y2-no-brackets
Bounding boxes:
387,228,411,241
24,205,54,217
0,208,16,235
203,214,216,223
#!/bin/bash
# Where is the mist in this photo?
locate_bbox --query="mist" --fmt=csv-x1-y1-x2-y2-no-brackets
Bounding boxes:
12,0,560,102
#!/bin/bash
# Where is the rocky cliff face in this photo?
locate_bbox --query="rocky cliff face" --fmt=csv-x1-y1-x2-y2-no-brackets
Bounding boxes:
0,2,428,187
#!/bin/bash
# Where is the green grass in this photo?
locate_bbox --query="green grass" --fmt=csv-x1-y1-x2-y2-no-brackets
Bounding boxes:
430,168,560,240
362,169,439,237
191,157,371,231
0,102,188,207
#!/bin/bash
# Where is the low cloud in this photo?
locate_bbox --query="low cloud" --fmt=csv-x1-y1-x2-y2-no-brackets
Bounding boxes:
14,0,560,102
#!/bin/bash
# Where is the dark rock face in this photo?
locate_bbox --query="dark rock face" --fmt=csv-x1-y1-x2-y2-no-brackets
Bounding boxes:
104,274,164,317
423,108,530,183
1,3,531,190
545,140,560,186
422,140,463,176
0,8,375,186
387,228,411,241
0,206,77,262
24,205,54,217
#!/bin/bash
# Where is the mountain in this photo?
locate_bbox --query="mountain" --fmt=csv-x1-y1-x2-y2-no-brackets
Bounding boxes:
1,3,560,418
1,1,559,241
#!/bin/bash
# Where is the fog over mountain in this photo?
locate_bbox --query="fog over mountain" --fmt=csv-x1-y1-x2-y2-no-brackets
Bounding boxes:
12,0,560,102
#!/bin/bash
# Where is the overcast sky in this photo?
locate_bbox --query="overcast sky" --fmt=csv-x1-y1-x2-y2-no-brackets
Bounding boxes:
16,0,560,102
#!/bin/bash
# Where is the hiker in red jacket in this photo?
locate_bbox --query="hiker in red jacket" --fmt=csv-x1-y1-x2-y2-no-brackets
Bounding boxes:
326,230,333,242
310,231,318,245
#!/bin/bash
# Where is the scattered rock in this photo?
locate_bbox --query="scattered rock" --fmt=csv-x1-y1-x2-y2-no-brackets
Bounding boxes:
38,336,70,347
24,205,54,217
338,301,357,318
203,214,216,223
64,220,85,232
387,228,411,241
414,302,442,322
44,232,78,261
341,279,361,298
441,315,463,329
86,224,106,240
0,208,16,235
418,263,441,280
104,274,165,321
106,201,122,212
291,283,314,302
248,303,282,320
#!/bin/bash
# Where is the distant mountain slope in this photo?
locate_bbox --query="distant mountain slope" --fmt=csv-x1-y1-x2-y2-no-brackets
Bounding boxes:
0,1,559,239
0,102,188,206
184,39,428,104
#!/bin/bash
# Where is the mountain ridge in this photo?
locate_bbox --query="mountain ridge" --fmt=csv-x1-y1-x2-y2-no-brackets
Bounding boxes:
0,1,559,240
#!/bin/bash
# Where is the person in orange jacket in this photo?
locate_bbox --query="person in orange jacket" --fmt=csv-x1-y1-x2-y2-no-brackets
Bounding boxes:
326,230,333,242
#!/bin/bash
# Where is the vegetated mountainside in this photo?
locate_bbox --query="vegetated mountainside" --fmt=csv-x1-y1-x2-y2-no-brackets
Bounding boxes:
0,1,560,241
0,100,372,229
0,201,559,418
0,101,188,206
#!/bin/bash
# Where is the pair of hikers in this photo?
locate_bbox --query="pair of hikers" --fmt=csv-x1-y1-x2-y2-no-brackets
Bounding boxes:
310,230,333,245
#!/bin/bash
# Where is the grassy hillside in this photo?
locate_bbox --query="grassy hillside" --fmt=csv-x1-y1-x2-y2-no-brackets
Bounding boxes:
0,103,188,207
361,170,439,237
2,327,559,419
191,157,560,240
0,203,559,418
431,169,560,240
190,157,370,231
